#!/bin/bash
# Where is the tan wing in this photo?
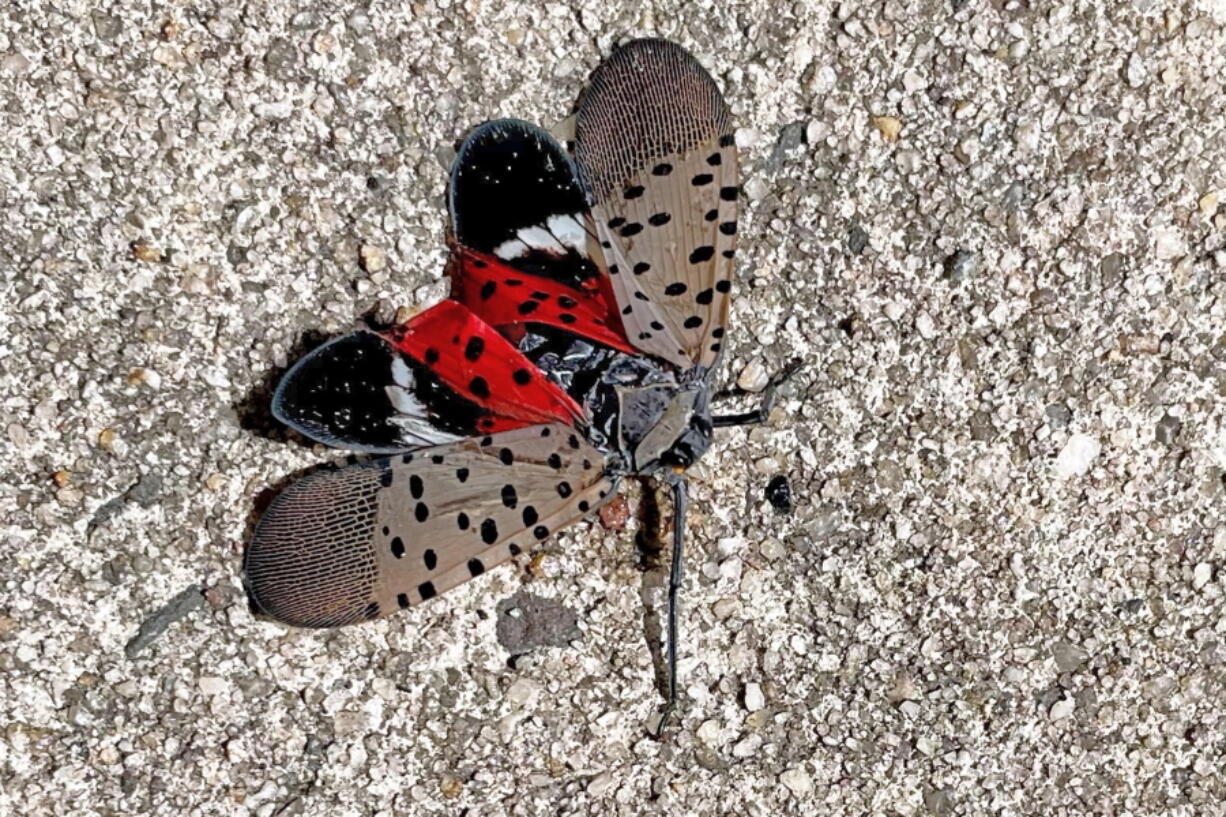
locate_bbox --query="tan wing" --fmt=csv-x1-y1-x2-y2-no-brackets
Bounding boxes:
245,423,613,627
574,39,738,370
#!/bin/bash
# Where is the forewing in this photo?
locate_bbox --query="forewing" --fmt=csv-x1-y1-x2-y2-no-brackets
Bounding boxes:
574,39,738,369
246,424,614,627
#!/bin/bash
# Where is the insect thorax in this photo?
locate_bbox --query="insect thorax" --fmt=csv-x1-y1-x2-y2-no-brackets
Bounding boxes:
517,326,712,476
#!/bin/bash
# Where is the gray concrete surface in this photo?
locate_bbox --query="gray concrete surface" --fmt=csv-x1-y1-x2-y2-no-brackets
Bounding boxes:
3,1,1225,815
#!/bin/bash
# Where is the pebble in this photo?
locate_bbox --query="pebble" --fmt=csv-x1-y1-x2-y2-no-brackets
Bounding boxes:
779,766,813,797
1199,190,1220,218
765,475,792,513
1155,414,1181,446
199,676,227,697
360,244,388,272
1192,563,1212,591
943,250,978,283
1049,698,1075,721
744,682,765,712
914,312,936,340
1046,403,1073,429
901,69,926,93
737,361,770,393
731,733,763,758
505,678,541,708
1054,434,1100,478
438,775,463,799
1153,227,1185,260
805,120,829,144
1125,53,1147,88
759,539,785,561
870,115,901,143
587,771,616,797
846,224,869,255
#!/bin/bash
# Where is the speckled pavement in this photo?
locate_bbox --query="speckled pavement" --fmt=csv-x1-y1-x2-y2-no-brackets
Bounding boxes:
3,2,1225,815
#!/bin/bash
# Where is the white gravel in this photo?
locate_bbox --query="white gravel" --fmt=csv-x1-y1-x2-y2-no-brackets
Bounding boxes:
3,1,1226,815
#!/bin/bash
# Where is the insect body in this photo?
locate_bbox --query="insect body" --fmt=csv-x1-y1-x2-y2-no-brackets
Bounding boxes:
246,39,781,729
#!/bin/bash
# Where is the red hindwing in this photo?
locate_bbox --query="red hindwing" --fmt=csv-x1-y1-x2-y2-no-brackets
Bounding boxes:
386,300,584,428
449,247,636,355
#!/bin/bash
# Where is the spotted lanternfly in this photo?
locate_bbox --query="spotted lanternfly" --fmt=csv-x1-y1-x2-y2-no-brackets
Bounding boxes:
245,39,792,731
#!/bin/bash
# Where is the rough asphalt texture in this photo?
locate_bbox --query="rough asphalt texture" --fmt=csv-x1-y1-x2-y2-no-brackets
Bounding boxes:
3,2,1225,815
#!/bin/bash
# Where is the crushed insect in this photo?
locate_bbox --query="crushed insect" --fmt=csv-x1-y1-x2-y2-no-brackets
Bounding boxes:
244,38,792,735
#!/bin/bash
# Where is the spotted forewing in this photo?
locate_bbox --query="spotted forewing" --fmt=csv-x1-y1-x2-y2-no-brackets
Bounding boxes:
247,424,611,626
574,39,738,370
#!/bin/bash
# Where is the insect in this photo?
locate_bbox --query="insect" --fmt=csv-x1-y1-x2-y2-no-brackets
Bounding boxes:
245,39,792,731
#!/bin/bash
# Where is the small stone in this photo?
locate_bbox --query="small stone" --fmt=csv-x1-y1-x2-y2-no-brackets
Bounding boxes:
1049,697,1075,720
131,243,163,262
1046,403,1072,429
1154,227,1185,260
1199,191,1220,219
1054,434,1100,478
587,771,616,797
731,733,762,758
902,69,926,93
52,470,72,488
1155,414,1181,446
743,177,768,201
924,787,954,816
887,672,921,704
943,249,978,283
744,682,765,712
1125,53,1147,88
199,676,227,697
712,598,740,619
870,115,902,143
505,678,542,708
127,367,161,389
846,224,869,255
1052,640,1088,673
780,766,813,797
1192,562,1212,591
439,775,463,799
1119,334,1160,356
360,244,387,272
737,361,769,393
98,428,118,451
597,494,630,531
805,120,829,144
393,305,415,325
759,539,785,561
915,312,936,340
765,475,792,513
204,473,225,491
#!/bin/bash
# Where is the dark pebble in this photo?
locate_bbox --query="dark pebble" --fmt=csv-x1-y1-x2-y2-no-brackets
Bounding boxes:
765,475,792,513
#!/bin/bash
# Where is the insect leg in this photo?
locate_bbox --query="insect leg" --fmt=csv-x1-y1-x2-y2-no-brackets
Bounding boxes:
712,359,802,428
655,476,687,736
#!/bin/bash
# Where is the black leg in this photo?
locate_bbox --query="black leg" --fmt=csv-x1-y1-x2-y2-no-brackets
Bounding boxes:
654,477,687,736
712,359,802,428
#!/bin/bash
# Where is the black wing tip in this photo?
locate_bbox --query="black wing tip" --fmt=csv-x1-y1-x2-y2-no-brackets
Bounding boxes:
272,331,408,453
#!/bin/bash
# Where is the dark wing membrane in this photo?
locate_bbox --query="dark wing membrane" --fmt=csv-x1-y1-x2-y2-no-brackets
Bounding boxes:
574,39,738,370
245,424,614,627
272,331,490,453
449,119,599,291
